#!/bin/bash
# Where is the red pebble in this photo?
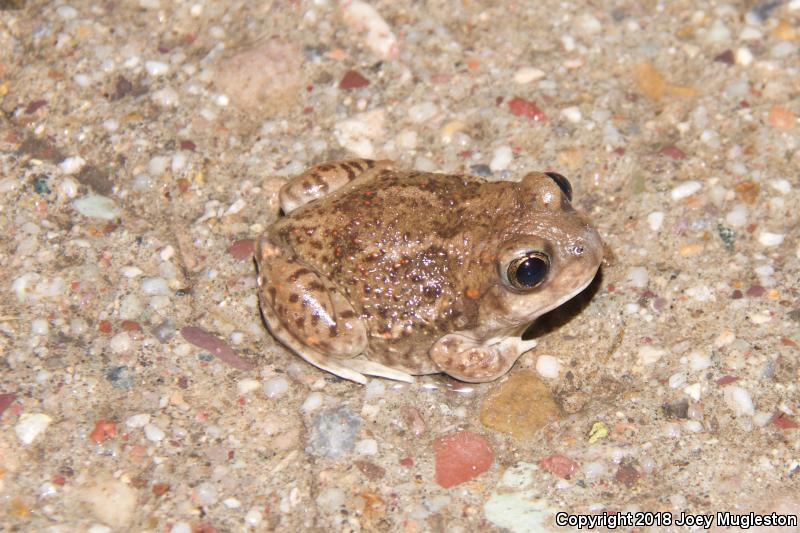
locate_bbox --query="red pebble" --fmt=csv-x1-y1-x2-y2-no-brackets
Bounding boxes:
508,97,546,121
227,239,255,261
181,326,255,371
120,320,141,332
539,454,580,479
339,70,370,89
0,393,17,417
90,420,117,444
615,464,641,487
25,100,47,114
771,413,799,429
52,474,66,486
180,140,197,151
716,375,739,386
399,457,414,467
98,320,112,334
660,145,687,160
434,431,493,488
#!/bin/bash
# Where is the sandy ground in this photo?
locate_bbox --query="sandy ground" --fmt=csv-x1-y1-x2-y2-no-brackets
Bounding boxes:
1,1,799,531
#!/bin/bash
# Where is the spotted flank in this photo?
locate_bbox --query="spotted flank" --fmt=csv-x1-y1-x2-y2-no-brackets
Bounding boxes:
278,159,393,213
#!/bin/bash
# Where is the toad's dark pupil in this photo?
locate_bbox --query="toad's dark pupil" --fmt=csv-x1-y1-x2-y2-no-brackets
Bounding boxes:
545,172,572,202
514,256,548,287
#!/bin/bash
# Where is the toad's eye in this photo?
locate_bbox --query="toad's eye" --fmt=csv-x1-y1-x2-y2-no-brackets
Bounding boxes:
545,172,572,202
506,252,550,290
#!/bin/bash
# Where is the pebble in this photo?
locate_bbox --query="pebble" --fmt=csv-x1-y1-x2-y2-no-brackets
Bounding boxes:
306,406,362,459
237,378,261,396
626,266,649,288
726,204,748,227
194,482,218,506
263,376,289,398
489,146,513,172
560,106,582,123
316,487,346,513
214,38,302,114
638,345,666,365
301,392,324,413
767,106,796,130
109,332,131,354
724,385,754,417
144,60,169,76
396,129,417,150
125,413,151,428
59,156,86,174
140,277,169,295
334,109,385,158
513,67,545,84
539,454,579,479
244,508,263,526
151,87,179,107
479,371,561,440
408,102,438,123
355,438,378,455
647,211,664,231
31,318,50,335
76,477,137,528
670,180,702,200
119,294,143,320
152,320,176,343
15,413,52,444
106,365,135,389
57,5,78,19
423,435,484,492
758,232,784,247
688,351,711,371
535,355,561,379
339,70,370,89
144,423,166,442
341,0,399,59
735,47,753,66
72,193,121,220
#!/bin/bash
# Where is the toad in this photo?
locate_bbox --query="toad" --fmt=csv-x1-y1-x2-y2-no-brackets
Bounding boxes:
256,159,602,384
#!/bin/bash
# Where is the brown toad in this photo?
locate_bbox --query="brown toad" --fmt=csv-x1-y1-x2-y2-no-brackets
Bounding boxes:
256,159,602,384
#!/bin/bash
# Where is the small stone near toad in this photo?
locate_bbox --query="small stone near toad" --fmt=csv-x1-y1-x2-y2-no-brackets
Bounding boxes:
670,181,701,200
758,232,784,247
15,413,52,444
306,406,362,459
106,365,135,389
724,385,754,416
489,145,513,172
263,376,289,398
434,430,493,488
339,70,370,89
479,371,561,440
72,194,121,220
470,164,491,177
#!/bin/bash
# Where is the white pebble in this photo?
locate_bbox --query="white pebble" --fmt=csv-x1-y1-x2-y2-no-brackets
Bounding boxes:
758,232,784,247
725,204,748,228
74,74,91,87
148,295,171,310
724,386,754,417
670,181,702,200
171,153,188,173
264,376,289,398
120,266,143,278
638,345,666,365
706,20,731,43
341,0,398,59
688,351,711,371
414,156,436,172
144,423,166,442
740,27,762,40
301,392,324,413
408,102,438,123
355,438,378,455
109,332,132,354
753,411,773,427
749,312,771,324
148,155,170,176
87,525,111,533
57,5,77,19
647,211,664,231
70,317,88,335
769,179,791,194
396,129,418,150
513,67,545,84
560,106,582,123
364,380,385,401
59,156,86,175
0,178,19,194
685,285,714,302
194,482,218,505
625,266,649,288
714,330,735,348
151,87,179,107
119,294,143,320
334,109,385,159
144,60,169,76
684,383,702,401
668,372,686,389
223,497,241,509
72,194,121,220
170,523,191,533
141,277,170,295
237,378,261,396
735,47,753,66
15,413,52,444
125,413,151,428
489,145,513,172
31,319,50,335
535,355,561,379
683,420,703,433
245,508,263,526
771,42,796,59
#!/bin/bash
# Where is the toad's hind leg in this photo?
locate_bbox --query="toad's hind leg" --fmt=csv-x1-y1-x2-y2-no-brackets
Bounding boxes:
257,238,370,384
279,159,394,213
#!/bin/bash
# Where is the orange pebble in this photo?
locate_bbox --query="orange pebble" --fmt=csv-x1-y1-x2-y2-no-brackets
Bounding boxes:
767,105,796,130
